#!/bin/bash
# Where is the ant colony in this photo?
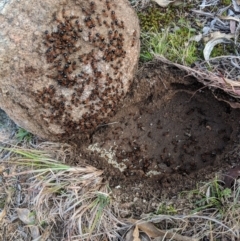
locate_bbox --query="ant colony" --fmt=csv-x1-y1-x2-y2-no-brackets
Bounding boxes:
35,0,138,138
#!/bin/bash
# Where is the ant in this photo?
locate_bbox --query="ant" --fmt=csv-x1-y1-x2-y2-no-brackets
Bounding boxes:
106,0,111,10
119,21,124,29
131,30,137,47
82,7,91,16
90,1,96,13
96,15,102,26
111,11,116,21
102,9,108,18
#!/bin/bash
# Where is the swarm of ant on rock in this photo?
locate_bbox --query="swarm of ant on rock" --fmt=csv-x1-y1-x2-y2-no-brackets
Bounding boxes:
0,0,140,140
35,0,137,139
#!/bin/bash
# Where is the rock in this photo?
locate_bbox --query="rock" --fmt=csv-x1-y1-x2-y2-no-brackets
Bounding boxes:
0,0,140,141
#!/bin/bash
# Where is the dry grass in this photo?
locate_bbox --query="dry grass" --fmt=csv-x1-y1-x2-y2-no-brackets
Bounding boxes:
155,55,240,101
0,143,125,240
0,139,240,240
129,0,150,10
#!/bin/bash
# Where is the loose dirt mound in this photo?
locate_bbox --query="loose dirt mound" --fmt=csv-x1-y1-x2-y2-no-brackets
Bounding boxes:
74,62,240,214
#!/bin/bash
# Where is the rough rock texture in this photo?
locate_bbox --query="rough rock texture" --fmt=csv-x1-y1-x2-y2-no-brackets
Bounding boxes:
0,0,140,141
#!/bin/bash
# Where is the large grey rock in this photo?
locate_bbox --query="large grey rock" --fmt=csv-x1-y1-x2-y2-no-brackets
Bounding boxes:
0,0,140,141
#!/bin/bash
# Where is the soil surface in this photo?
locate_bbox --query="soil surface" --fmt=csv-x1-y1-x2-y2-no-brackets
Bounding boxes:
75,62,240,216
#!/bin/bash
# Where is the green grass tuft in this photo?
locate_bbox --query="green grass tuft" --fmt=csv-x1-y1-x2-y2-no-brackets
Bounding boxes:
140,20,198,66
156,202,178,215
16,127,33,143
185,177,239,214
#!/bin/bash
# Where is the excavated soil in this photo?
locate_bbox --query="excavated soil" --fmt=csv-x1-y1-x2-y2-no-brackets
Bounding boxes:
75,62,240,216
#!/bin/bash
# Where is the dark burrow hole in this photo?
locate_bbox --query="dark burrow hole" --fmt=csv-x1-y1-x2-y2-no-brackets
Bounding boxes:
78,70,240,207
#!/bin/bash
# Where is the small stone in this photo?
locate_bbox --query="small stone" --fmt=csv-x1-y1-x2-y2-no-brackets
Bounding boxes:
151,202,157,207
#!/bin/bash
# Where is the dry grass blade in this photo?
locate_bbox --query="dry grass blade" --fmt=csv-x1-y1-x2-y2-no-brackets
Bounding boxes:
129,0,150,10
154,55,240,98
0,207,6,222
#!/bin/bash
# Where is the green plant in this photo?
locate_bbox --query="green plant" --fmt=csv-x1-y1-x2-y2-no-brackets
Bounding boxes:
137,4,194,32
140,20,198,65
138,6,176,32
140,30,169,62
0,198,6,209
192,179,232,213
16,128,33,142
156,202,178,215
210,43,234,58
40,220,49,228
88,191,111,233
221,0,232,6
167,24,198,65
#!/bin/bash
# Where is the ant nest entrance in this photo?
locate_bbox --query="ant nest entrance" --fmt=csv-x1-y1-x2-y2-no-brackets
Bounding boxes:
0,0,140,141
